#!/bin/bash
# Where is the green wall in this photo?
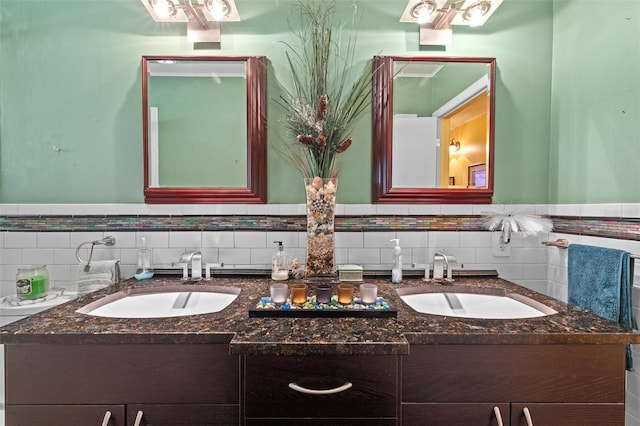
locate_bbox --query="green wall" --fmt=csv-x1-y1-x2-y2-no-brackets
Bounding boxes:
149,75,247,187
549,0,640,203
0,0,558,204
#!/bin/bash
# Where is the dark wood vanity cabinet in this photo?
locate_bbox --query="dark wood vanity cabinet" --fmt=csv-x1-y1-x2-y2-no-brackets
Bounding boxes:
244,354,399,425
5,344,240,426
401,344,626,426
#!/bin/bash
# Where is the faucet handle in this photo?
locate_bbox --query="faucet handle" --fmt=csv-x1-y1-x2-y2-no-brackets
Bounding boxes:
171,262,189,280
205,262,224,279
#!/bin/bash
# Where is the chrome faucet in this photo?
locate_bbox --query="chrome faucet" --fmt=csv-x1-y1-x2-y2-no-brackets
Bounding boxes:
432,252,456,282
179,251,202,280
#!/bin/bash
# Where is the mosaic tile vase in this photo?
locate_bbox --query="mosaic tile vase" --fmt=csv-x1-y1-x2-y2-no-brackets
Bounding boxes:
304,177,338,277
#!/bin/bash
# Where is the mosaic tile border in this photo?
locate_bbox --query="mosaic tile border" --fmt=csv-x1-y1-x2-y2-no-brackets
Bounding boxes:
552,216,640,241
0,215,486,232
0,215,639,241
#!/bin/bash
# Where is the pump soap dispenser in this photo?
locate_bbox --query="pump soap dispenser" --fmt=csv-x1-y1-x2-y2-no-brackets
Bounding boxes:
135,237,154,280
390,239,402,284
272,241,289,280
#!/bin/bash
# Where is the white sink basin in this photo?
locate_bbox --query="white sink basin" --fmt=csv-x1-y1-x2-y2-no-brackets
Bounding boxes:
396,286,556,319
76,285,240,319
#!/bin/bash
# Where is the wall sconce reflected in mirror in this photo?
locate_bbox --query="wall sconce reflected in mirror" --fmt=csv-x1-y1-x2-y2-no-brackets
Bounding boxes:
400,0,503,46
449,138,461,153
139,0,240,43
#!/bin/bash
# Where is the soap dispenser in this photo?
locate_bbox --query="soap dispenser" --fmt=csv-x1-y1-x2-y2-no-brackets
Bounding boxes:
135,237,154,280
271,241,289,281
390,239,402,284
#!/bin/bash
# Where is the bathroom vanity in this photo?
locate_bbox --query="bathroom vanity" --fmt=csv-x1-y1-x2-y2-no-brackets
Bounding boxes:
0,274,637,425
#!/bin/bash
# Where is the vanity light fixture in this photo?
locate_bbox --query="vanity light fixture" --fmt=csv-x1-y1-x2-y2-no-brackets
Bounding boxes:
139,0,240,43
449,138,461,153
400,0,503,46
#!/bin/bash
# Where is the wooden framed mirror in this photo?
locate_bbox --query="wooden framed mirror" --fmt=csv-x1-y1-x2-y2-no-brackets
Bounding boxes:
372,56,496,204
142,56,266,204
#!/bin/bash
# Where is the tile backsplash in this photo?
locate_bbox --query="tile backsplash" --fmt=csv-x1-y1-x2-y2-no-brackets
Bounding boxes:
1,202,640,424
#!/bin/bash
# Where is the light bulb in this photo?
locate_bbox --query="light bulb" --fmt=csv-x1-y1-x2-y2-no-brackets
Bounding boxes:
411,1,437,24
417,7,431,24
152,0,174,18
207,0,229,21
463,0,491,26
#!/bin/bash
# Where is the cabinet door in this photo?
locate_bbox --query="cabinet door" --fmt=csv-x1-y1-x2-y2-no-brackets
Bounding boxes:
6,344,239,405
127,404,238,426
402,403,509,426
511,403,624,426
7,404,125,426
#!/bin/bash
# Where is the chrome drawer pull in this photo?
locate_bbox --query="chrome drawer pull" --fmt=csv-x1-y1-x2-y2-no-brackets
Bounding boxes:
133,410,144,426
493,406,503,426
523,407,534,426
101,411,111,426
288,381,353,395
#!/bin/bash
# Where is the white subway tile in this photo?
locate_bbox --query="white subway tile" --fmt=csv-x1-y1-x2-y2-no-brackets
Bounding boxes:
219,248,252,265
441,204,474,215
5,232,37,248
266,231,300,249
278,204,306,215
235,231,267,248
169,231,202,248
152,248,186,266
246,204,281,215
37,232,70,248
364,232,397,248
0,249,21,265
343,204,377,215
376,204,409,215
0,204,18,215
408,205,441,215
251,248,273,265
348,248,381,265
581,203,622,218
136,231,169,248
428,231,460,249
622,204,640,218
396,231,428,248
106,232,136,249
547,204,582,216
459,231,491,248
203,231,235,248
20,248,55,265
335,232,363,248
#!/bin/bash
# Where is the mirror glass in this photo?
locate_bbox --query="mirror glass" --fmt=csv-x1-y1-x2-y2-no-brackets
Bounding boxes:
372,56,496,204
142,56,266,203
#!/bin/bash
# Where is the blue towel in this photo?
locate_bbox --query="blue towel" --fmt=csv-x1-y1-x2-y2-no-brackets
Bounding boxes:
568,244,637,370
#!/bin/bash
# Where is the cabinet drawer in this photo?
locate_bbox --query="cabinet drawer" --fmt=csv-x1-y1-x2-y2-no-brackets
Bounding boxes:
402,403,508,426
511,403,624,426
245,355,398,418
7,404,125,426
127,404,239,426
402,345,625,403
6,344,239,405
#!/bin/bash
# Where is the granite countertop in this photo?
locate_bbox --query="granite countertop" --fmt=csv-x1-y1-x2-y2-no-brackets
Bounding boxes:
1,273,638,355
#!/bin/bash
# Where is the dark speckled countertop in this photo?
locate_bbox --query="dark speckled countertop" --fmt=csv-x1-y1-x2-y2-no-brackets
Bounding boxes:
1,273,638,355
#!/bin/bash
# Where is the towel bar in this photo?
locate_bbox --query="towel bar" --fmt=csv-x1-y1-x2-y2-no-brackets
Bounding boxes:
542,239,639,259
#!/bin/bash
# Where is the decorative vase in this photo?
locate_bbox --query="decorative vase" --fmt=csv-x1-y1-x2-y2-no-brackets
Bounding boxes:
304,177,338,277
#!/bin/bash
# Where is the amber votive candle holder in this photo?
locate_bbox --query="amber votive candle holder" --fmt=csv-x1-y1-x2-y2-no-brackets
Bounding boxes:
337,283,354,305
315,283,332,304
291,283,308,304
